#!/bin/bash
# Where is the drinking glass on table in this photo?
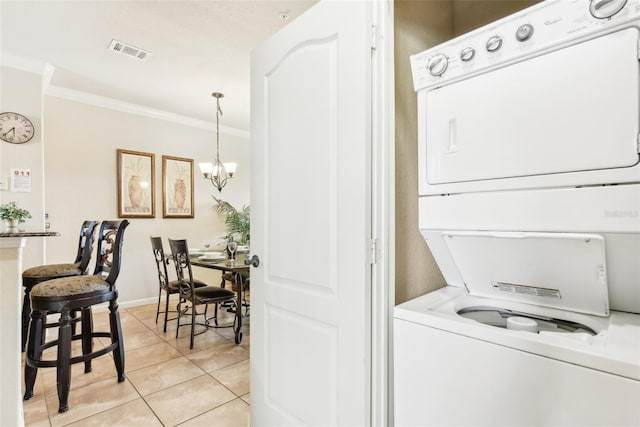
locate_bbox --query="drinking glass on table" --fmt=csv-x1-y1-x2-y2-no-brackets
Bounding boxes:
227,240,238,262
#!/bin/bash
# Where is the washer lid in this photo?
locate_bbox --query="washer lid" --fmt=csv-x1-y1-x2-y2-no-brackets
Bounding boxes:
443,232,609,316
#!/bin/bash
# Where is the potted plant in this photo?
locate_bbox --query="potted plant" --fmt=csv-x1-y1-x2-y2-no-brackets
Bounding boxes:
213,196,250,245
0,201,32,229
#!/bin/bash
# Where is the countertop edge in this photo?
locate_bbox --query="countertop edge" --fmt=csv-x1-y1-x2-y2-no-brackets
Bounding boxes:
0,231,60,237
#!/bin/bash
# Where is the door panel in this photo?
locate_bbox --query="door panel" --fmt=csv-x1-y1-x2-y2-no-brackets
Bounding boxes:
266,36,337,294
426,28,639,185
251,1,371,425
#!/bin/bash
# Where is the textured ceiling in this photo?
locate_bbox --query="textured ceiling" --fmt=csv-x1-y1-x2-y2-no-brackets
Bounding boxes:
1,1,317,131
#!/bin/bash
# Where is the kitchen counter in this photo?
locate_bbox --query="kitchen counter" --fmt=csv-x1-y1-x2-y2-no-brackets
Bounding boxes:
0,230,59,426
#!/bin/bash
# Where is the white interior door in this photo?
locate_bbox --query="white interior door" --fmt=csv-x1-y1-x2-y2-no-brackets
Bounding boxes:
250,1,372,425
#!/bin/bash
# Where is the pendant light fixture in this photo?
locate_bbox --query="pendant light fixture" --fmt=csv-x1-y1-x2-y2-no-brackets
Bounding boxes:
198,92,237,192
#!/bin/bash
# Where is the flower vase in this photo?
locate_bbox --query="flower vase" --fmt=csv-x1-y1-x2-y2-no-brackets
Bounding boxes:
128,175,143,209
3,219,18,230
174,179,186,209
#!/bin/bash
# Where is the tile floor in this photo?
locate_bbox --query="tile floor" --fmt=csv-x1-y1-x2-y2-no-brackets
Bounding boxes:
21,297,250,427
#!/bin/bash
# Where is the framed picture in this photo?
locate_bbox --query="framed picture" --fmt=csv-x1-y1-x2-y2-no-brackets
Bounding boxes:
162,155,194,218
117,149,155,218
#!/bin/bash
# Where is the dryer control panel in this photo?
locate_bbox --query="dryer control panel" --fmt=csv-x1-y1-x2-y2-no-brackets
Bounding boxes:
411,0,640,91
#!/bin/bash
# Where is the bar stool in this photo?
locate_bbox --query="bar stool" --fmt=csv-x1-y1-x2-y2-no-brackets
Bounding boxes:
24,220,129,413
21,220,98,351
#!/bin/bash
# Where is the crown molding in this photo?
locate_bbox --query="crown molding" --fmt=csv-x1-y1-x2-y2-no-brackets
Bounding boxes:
0,52,46,75
45,84,250,138
2,53,249,138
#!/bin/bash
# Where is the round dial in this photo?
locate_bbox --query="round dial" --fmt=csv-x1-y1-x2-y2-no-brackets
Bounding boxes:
460,47,475,62
0,112,34,144
515,24,534,42
428,54,449,77
486,35,503,52
589,0,627,19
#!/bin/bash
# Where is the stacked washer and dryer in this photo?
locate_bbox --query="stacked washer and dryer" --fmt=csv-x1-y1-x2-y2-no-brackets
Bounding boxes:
394,0,640,425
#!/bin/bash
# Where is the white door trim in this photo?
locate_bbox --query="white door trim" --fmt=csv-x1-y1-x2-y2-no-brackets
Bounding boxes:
370,1,395,426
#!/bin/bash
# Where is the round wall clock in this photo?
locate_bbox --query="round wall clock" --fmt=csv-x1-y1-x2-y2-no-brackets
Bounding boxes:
0,112,35,144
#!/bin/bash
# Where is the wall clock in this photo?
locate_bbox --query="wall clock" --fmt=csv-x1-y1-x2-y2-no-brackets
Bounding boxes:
0,112,35,144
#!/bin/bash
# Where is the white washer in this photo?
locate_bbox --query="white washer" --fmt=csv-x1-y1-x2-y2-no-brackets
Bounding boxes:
396,0,640,425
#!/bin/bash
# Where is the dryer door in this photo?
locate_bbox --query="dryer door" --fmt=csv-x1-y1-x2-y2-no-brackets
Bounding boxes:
424,28,639,186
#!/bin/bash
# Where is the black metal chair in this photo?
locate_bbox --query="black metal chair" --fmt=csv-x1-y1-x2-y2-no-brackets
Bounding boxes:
168,238,236,349
21,220,99,351
150,236,206,332
221,272,250,315
24,220,129,413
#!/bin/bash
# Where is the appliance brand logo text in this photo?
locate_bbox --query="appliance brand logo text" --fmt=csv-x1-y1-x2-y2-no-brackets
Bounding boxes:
604,210,639,218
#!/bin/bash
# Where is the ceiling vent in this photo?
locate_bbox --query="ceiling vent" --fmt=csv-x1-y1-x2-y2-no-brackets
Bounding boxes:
108,39,151,61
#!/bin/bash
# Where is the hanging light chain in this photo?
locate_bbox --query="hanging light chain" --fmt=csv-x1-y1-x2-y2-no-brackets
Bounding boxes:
211,92,229,192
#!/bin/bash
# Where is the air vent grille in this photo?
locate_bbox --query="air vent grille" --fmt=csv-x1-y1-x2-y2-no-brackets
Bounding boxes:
108,39,151,61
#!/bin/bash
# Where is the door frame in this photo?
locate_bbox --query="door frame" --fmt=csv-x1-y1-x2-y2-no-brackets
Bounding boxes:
371,1,395,425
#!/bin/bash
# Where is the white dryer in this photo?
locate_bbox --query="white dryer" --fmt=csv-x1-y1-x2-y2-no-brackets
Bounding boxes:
395,0,640,425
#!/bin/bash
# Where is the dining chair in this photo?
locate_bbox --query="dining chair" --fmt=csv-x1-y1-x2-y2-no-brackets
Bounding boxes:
21,220,99,351
221,272,250,315
150,236,206,332
168,238,236,349
24,220,129,413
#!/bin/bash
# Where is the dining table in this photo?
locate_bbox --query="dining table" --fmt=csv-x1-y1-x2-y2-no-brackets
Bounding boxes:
189,252,251,344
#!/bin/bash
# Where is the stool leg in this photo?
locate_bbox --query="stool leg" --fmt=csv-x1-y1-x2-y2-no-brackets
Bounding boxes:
56,310,72,413
81,307,93,373
70,309,78,336
109,299,125,382
21,286,32,352
24,310,44,400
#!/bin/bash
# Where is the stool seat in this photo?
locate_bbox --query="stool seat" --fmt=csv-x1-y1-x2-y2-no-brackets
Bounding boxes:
23,263,82,278
31,275,110,301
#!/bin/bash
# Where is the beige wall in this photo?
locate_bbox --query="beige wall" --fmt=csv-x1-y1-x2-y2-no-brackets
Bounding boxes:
454,1,540,36
394,0,540,305
0,66,46,269
43,96,250,304
394,1,453,304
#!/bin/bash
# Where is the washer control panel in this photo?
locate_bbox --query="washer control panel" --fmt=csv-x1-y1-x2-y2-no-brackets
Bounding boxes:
411,0,640,91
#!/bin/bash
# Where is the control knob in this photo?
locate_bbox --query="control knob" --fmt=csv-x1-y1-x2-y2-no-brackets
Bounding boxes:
486,35,503,52
460,47,475,62
589,0,627,19
515,24,534,42
428,54,448,77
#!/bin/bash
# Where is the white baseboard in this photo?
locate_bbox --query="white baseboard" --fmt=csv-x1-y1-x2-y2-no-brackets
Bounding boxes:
91,297,158,312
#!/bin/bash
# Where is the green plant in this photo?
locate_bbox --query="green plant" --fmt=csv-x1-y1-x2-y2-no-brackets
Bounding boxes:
213,196,250,245
0,201,32,223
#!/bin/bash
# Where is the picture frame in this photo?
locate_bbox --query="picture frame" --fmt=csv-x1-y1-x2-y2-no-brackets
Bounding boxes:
117,149,155,218
162,155,194,218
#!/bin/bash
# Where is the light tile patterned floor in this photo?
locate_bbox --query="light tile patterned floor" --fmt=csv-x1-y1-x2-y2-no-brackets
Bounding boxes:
22,297,250,427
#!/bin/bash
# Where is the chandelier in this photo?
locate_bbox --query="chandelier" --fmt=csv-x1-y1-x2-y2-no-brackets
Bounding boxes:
198,92,237,192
